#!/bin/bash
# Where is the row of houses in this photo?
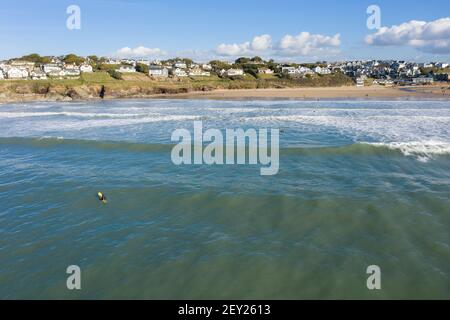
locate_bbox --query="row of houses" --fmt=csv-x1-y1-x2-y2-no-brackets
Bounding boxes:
147,62,213,78
0,60,93,80
281,65,332,76
330,60,448,82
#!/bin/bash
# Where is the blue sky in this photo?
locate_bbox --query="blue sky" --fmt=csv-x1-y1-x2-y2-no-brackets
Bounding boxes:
1,0,449,62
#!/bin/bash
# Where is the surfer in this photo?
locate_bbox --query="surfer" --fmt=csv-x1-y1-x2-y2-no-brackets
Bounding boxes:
97,192,107,203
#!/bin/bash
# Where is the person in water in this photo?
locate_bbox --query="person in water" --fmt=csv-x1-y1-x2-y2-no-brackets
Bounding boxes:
97,192,107,203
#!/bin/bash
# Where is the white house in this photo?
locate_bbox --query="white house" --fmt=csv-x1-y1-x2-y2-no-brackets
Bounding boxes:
149,66,169,78
121,59,136,66
117,65,136,73
221,68,244,77
63,68,81,77
30,69,47,80
80,64,93,73
172,68,188,77
107,59,122,65
188,68,210,77
356,77,365,87
173,62,187,69
136,59,151,66
282,66,296,74
413,76,434,84
0,71,4,80
314,66,331,75
43,64,62,74
258,67,274,74
7,67,28,79
435,62,449,69
202,64,212,71
10,60,35,71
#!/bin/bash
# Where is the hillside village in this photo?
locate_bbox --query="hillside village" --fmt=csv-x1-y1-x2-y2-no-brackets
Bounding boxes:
0,54,448,87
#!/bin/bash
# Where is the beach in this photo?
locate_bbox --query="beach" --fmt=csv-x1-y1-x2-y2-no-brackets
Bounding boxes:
173,85,450,100
0,84,449,104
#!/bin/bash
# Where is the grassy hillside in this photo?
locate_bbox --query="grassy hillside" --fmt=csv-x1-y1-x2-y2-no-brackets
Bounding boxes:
0,72,355,102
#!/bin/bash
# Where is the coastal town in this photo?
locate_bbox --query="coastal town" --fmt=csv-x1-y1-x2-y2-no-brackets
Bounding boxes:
0,53,448,86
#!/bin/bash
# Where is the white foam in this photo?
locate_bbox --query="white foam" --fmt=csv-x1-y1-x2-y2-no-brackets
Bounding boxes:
366,141,450,161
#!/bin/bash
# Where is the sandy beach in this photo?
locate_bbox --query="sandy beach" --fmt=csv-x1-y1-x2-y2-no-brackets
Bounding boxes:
1,84,449,104
172,85,450,100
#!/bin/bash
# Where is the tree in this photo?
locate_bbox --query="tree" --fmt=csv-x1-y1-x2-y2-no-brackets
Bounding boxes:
17,53,51,64
63,54,85,65
87,55,99,63
136,63,149,74
251,56,263,63
235,57,250,64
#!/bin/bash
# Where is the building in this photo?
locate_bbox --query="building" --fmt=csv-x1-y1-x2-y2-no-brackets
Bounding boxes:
221,68,244,77
173,62,187,69
172,68,188,77
281,66,296,74
10,60,35,71
314,66,331,75
117,65,136,73
258,67,274,74
7,67,28,79
80,64,93,73
136,59,151,66
202,64,212,71
435,62,449,69
413,76,434,84
43,64,62,74
0,71,4,80
30,69,47,80
356,77,365,87
188,68,210,77
149,66,169,78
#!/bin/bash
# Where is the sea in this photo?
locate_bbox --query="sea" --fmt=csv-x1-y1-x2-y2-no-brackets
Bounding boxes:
0,98,449,299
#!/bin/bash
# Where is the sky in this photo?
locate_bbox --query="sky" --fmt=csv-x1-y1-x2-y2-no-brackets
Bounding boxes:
1,0,449,62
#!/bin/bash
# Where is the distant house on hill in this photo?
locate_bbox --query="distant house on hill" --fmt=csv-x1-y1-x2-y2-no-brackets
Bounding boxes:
173,62,187,69
172,68,188,77
356,77,365,87
80,64,93,73
221,68,244,77
314,66,331,75
149,66,169,78
117,65,136,73
202,64,212,71
30,69,47,80
258,67,274,74
413,76,434,84
281,66,296,74
188,68,210,77
43,64,62,74
7,67,29,79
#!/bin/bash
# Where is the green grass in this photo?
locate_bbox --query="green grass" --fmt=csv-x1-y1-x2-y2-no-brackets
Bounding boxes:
80,72,116,83
257,73,278,80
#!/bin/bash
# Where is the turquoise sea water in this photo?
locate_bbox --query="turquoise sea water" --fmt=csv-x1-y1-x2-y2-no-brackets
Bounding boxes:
0,99,449,299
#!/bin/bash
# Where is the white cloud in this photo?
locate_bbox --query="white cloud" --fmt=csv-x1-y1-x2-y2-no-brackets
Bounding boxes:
115,46,167,58
216,34,272,56
251,34,272,51
365,18,450,54
216,32,341,57
278,32,341,56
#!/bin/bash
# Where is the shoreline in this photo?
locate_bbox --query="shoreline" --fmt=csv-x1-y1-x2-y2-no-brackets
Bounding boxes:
0,85,449,104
